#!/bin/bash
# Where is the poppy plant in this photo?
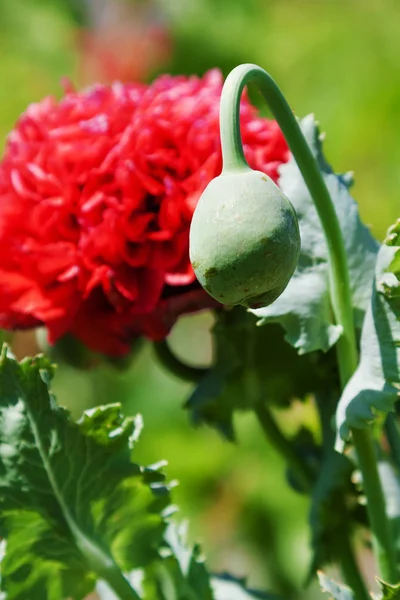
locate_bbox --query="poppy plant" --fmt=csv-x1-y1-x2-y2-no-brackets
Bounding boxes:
0,70,288,355
0,62,399,600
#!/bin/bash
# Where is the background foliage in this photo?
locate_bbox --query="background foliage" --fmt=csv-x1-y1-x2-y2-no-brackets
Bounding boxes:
1,1,399,597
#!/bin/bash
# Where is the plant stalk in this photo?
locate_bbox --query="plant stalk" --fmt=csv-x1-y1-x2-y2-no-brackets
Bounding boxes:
220,63,398,583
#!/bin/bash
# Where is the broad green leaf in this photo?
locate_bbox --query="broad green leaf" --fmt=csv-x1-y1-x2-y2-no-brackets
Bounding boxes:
377,579,400,599
0,348,171,599
186,307,339,440
318,572,355,600
336,223,400,442
251,115,379,354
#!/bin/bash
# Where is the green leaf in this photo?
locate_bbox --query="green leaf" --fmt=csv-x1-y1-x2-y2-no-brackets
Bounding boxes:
0,348,171,599
186,307,340,440
251,115,379,354
336,223,400,442
377,579,400,599
318,572,355,600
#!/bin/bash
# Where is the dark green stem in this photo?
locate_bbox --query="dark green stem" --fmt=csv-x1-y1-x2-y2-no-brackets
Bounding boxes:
255,401,313,493
385,412,400,471
220,63,398,583
153,340,207,383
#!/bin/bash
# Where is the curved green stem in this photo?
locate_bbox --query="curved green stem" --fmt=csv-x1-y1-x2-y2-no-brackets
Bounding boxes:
153,340,207,383
220,64,357,380
254,401,314,493
220,63,398,582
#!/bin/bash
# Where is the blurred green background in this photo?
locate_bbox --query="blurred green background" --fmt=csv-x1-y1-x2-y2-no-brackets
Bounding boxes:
2,0,399,597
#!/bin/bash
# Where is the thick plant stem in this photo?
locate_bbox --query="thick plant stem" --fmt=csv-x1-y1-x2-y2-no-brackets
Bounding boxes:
220,63,398,582
255,401,313,493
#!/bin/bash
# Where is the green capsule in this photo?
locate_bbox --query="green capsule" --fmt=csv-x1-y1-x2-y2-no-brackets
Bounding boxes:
189,168,300,308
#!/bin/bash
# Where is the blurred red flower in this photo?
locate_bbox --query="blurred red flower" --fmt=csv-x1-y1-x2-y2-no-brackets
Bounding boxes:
78,25,172,84
0,70,289,356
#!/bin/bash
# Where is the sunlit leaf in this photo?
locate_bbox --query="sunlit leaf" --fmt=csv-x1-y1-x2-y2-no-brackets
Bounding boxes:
0,348,170,599
336,222,400,442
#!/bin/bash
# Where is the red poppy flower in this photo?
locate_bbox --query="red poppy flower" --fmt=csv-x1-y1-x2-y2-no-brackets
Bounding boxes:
0,70,289,356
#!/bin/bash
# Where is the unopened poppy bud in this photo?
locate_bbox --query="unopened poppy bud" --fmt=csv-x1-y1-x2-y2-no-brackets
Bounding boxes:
189,167,300,308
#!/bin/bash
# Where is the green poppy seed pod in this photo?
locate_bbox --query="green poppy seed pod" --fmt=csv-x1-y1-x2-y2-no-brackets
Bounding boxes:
189,168,300,308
